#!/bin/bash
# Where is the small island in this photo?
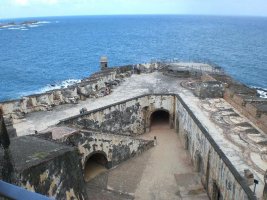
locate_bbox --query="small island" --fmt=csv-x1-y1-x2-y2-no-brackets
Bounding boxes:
0,20,39,28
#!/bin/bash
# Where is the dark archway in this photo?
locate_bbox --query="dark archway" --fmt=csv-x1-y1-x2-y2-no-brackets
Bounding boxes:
212,181,223,200
84,152,108,182
150,110,170,127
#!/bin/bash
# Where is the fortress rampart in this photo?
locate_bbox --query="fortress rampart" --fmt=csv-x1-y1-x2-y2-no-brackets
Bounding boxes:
202,73,267,133
1,61,266,199
58,95,175,136
0,66,133,119
58,93,256,199
1,62,265,135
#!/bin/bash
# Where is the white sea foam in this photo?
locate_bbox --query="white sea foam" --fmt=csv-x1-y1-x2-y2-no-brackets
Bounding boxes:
34,21,51,24
39,79,81,93
252,86,267,98
257,88,267,98
19,79,81,98
0,24,14,28
27,25,40,28
8,27,21,30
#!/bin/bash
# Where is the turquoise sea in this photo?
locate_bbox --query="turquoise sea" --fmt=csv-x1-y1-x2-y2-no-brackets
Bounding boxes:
0,15,267,101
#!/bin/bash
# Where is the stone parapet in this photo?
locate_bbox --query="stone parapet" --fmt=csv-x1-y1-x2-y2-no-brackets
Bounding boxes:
0,66,133,120
210,74,267,133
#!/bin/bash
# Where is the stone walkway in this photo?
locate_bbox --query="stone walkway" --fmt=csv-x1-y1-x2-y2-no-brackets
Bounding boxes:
134,124,192,200
88,124,209,200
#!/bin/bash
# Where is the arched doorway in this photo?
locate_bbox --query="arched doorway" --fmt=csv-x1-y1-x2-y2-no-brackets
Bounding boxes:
212,181,223,200
150,110,170,126
84,152,108,182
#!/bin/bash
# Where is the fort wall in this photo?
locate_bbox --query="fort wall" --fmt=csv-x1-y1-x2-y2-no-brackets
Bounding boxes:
58,95,175,136
210,74,267,133
0,66,133,119
0,136,87,200
1,62,264,199
19,147,86,200
59,93,256,199
59,131,154,169
224,90,267,133
176,95,255,200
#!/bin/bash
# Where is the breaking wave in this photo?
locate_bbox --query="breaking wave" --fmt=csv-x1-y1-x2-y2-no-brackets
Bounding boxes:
0,24,14,28
39,79,81,92
256,87,267,98
19,79,81,98
7,27,22,30
34,21,51,24
28,24,39,28
7,26,29,30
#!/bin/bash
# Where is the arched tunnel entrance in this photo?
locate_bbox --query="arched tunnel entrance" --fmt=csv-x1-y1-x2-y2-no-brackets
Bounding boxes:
150,110,170,129
84,153,108,182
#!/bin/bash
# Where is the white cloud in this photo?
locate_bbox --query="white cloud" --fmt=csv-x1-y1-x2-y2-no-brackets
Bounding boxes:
12,0,59,6
13,0,29,6
41,0,58,5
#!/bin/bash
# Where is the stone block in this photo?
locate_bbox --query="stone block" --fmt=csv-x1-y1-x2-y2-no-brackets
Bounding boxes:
194,81,224,99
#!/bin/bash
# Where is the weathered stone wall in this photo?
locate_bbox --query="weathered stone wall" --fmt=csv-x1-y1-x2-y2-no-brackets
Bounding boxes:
193,81,224,99
135,62,164,73
0,87,79,119
60,99,144,135
58,94,175,136
0,136,87,200
175,95,256,200
1,92,258,200
19,149,87,200
60,131,154,169
5,93,256,199
0,66,133,119
201,73,218,82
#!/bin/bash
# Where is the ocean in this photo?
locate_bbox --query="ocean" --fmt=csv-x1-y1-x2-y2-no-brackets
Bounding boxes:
0,15,267,101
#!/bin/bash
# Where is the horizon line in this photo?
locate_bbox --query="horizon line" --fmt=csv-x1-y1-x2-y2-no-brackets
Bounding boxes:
1,13,267,20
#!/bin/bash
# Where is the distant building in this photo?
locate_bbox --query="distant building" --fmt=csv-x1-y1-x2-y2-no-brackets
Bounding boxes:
100,56,108,70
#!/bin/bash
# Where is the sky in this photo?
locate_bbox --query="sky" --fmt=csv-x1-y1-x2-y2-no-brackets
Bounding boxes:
1,0,267,19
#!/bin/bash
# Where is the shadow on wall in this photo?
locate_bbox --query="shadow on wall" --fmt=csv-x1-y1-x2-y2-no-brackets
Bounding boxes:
84,152,108,182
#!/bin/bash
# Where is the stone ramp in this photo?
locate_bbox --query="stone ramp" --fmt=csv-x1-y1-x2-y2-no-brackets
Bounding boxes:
175,173,209,200
86,161,209,200
86,171,134,200
86,185,134,200
85,126,209,200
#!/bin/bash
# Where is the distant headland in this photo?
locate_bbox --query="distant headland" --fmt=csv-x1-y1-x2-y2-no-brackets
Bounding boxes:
0,20,39,28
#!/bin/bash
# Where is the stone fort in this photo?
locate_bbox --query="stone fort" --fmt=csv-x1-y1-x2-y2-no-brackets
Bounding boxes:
0,58,267,200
